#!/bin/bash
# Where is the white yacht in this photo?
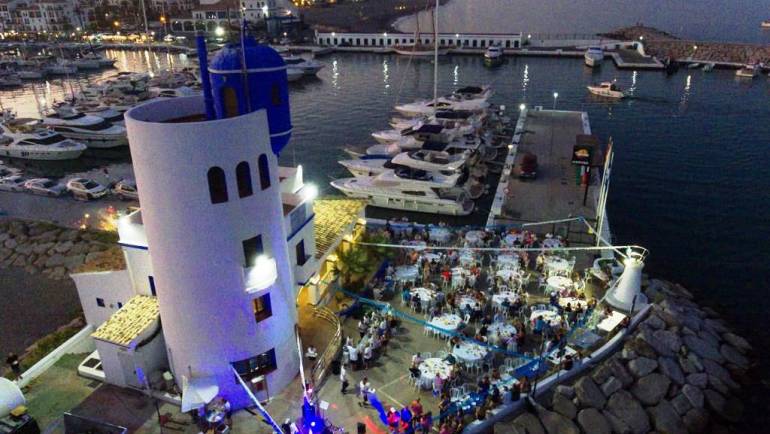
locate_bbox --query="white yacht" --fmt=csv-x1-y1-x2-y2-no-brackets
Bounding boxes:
0,73,22,87
395,97,489,117
41,106,127,148
70,57,101,70
339,156,395,177
80,52,116,68
584,47,604,68
287,67,304,82
736,64,759,78
761,20,770,28
16,68,45,80
282,54,324,76
484,45,504,66
331,174,474,216
391,148,470,173
587,81,626,99
0,111,87,160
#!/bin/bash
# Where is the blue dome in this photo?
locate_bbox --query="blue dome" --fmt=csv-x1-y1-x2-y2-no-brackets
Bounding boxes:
209,38,286,73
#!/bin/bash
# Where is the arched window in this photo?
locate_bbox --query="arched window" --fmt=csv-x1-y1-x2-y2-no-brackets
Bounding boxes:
258,154,270,190
207,166,228,204
236,161,253,198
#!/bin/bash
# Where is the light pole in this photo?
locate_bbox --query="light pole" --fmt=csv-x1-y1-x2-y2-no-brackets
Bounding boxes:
552,92,559,110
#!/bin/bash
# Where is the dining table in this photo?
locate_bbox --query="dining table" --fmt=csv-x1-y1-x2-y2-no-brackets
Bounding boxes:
559,297,588,310
547,275,574,296
492,291,519,309
429,227,452,243
430,313,463,334
418,357,453,388
394,265,419,281
530,309,562,327
452,341,488,364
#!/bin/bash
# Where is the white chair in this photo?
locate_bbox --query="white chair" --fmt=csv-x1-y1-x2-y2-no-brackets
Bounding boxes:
450,387,462,402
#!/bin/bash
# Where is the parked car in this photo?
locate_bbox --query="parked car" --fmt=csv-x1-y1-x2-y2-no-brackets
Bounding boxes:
24,178,66,196
518,152,538,179
0,175,27,192
66,177,108,201
113,179,138,200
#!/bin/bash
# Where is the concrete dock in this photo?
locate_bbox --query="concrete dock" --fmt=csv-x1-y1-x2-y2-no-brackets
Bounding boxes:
488,109,603,243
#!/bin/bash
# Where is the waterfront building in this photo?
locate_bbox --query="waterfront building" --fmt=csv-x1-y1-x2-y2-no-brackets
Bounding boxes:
314,31,523,50
170,0,296,34
0,0,93,33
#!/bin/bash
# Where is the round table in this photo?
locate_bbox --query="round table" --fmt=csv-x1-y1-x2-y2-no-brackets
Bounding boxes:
547,275,574,296
497,254,519,268
430,314,462,333
488,322,517,338
452,342,488,364
492,291,519,308
559,297,588,310
451,267,470,288
465,230,485,244
496,268,519,281
458,296,481,311
421,252,441,263
530,309,562,327
403,240,427,251
411,287,436,306
545,256,571,274
458,250,475,266
429,227,452,243
542,238,562,249
395,265,419,281
418,357,452,389
502,233,523,246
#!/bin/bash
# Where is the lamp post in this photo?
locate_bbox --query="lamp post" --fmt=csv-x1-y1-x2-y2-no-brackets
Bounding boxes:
552,92,558,110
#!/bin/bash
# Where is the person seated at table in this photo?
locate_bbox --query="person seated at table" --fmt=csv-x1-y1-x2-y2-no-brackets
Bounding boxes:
432,372,444,396
545,336,560,353
533,316,546,335
478,323,489,336
477,375,491,393
411,293,422,312
519,376,531,393
549,291,559,308
412,352,423,366
562,354,574,371
510,382,522,401
490,367,502,381
489,385,502,406
481,314,493,326
516,328,526,347
305,345,318,360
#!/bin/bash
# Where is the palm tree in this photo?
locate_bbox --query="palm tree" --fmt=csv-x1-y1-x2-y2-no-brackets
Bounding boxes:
335,245,371,290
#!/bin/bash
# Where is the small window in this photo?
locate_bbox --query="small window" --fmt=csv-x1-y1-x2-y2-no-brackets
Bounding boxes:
242,235,264,267
253,293,272,322
96,298,105,307
232,348,277,380
207,166,228,204
149,276,156,296
296,240,308,266
258,154,271,190
117,302,123,309
236,161,253,198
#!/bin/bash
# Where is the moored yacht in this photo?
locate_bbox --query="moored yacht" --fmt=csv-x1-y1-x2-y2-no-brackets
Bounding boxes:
395,97,489,116
584,47,604,67
587,81,626,99
484,45,504,66
0,111,87,160
736,64,759,78
41,106,127,148
281,54,324,76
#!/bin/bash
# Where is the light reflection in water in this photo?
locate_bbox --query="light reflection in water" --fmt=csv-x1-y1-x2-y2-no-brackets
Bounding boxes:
522,64,529,94
453,65,459,86
331,60,339,89
382,59,389,89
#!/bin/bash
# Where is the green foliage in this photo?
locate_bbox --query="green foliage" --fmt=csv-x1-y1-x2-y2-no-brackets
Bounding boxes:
3,323,83,380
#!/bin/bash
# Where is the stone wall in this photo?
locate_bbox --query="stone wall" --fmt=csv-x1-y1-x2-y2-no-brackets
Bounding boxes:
501,279,753,434
0,219,123,280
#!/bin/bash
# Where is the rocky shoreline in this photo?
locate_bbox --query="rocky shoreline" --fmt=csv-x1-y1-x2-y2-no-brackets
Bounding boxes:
499,279,753,434
0,219,123,280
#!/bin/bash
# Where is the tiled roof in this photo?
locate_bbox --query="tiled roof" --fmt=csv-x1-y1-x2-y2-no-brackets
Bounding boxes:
92,295,160,347
313,198,366,259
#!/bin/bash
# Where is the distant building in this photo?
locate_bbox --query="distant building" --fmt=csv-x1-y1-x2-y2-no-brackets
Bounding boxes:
170,0,296,34
0,0,93,33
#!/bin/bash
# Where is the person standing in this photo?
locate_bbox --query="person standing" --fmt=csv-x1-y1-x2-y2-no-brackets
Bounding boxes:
6,353,21,380
359,377,371,407
340,365,349,394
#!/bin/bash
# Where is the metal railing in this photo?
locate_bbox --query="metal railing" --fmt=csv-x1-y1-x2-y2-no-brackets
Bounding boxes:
309,305,342,386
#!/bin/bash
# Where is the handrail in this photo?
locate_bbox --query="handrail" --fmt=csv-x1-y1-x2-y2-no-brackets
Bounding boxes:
310,306,342,386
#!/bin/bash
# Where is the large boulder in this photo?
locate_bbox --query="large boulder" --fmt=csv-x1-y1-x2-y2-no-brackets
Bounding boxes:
647,400,687,434
628,357,657,378
658,356,685,385
682,384,704,408
574,376,606,409
702,359,739,389
642,314,665,330
62,254,86,270
605,390,650,434
626,334,658,359
576,408,611,434
670,394,692,416
719,344,749,369
592,363,614,385
555,385,575,399
683,335,724,363
552,393,577,419
722,332,752,353
682,407,709,433
631,373,670,406
536,408,579,434
601,376,623,397
650,329,682,357
608,358,635,388
703,318,729,334
3,238,17,249
686,373,708,388
44,253,67,268
512,412,545,434
703,389,726,415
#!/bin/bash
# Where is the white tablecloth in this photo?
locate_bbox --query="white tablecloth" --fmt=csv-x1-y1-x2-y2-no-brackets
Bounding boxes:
452,342,488,363
421,252,441,263
546,345,577,365
542,238,562,249
497,254,519,268
502,233,523,246
429,227,452,243
559,297,588,309
492,291,518,308
545,256,571,274
465,230,485,244
418,357,452,388
488,322,517,338
597,311,627,333
411,287,436,304
459,296,481,311
530,309,562,327
458,250,475,266
430,314,462,333
496,268,519,281
395,265,419,281
547,276,574,295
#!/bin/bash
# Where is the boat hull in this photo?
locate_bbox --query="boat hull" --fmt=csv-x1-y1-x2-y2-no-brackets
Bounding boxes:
393,47,449,56
50,130,128,148
0,146,85,160
587,86,624,99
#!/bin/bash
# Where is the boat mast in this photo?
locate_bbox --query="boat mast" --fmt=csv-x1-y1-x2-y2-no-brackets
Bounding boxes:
432,0,439,109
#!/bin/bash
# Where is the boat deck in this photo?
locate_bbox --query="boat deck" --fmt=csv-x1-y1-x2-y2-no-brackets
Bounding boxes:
492,110,601,237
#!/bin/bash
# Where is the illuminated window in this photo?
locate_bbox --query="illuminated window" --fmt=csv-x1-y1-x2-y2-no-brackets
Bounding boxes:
207,166,228,204
258,154,271,190
242,235,264,267
252,293,272,322
232,348,277,380
236,161,253,198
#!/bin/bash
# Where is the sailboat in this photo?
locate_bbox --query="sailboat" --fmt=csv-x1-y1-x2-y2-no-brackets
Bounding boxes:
393,5,448,56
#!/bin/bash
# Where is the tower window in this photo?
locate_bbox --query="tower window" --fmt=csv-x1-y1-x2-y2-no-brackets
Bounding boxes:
258,154,271,190
242,234,264,267
96,297,105,307
296,240,308,266
207,166,228,204
232,348,277,381
271,83,281,106
222,85,239,118
236,161,253,198
149,276,156,296
252,293,272,322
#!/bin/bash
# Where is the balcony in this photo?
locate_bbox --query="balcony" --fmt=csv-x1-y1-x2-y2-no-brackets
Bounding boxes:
243,255,277,293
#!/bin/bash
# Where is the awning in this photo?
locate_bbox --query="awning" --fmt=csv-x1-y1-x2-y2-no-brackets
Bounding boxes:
181,376,219,412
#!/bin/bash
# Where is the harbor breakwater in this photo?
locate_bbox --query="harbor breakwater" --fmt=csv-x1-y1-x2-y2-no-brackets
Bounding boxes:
603,26,770,65
499,279,753,434
0,219,122,280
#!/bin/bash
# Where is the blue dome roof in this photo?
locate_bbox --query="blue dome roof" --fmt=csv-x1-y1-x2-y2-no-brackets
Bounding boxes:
209,38,286,72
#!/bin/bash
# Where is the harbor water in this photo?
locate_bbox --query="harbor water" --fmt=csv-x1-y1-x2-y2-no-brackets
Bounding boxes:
2,49,770,414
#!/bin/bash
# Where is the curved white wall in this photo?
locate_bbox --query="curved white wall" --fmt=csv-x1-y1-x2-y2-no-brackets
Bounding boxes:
0,378,24,418
125,97,299,409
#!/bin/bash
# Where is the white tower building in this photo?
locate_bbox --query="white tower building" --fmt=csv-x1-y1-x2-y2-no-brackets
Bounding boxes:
605,247,649,313
124,96,299,409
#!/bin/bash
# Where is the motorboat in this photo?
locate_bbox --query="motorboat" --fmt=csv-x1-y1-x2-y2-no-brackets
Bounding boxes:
66,177,109,200
0,73,22,87
44,59,77,75
0,175,27,192
79,52,116,68
113,179,138,200
373,123,464,144
451,85,493,101
702,63,715,72
687,62,701,69
282,54,324,76
587,81,626,99
761,20,770,28
394,44,449,56
41,105,127,148
339,156,396,177
70,56,101,70
148,86,201,99
330,176,474,216
16,68,45,80
24,178,67,197
484,45,504,66
736,64,759,78
584,47,604,68
391,148,471,173
0,111,87,160
391,110,482,133
287,67,304,82
395,97,489,117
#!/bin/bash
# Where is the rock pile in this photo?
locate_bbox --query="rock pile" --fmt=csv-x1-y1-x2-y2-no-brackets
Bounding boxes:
0,219,123,280
505,279,753,434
